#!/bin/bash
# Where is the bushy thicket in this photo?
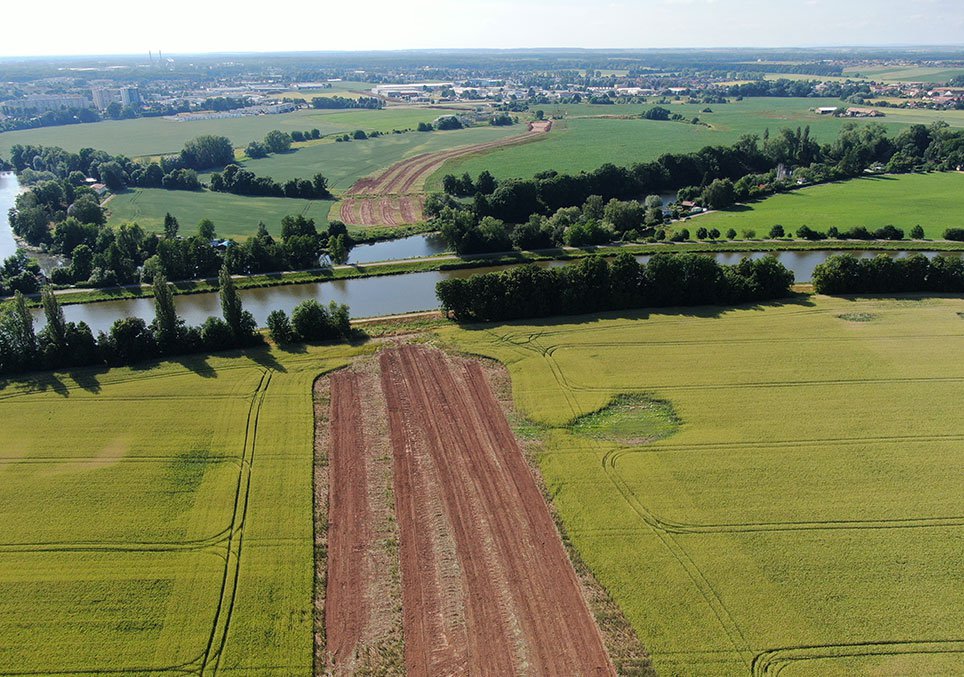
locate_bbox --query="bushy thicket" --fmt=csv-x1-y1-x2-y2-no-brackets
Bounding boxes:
811,253,964,294
266,300,351,344
436,252,795,322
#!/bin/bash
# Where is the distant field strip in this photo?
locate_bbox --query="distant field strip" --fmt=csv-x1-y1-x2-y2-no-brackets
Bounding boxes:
336,121,551,226
441,294,964,675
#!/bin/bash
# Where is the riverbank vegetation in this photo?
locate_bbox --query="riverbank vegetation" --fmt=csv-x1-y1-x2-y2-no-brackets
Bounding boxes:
0,266,351,376
812,252,964,294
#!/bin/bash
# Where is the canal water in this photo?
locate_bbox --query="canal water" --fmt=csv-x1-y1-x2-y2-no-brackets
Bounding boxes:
346,233,450,264
38,249,959,334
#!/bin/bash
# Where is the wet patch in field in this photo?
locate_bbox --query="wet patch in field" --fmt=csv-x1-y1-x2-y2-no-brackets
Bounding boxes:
570,394,680,445
838,312,879,322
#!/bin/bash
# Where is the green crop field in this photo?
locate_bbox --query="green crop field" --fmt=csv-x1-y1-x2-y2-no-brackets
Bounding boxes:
429,97,964,187
211,124,526,192
105,188,335,239
842,65,964,83
0,342,368,673
439,294,964,675
0,106,452,159
695,173,964,239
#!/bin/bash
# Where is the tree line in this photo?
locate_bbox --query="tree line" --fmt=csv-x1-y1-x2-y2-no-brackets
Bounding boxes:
310,96,383,110
209,164,331,199
0,267,352,377
436,252,795,322
811,253,964,294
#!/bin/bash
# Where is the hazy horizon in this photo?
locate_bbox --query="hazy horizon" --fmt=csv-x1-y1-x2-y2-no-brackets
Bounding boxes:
3,0,963,59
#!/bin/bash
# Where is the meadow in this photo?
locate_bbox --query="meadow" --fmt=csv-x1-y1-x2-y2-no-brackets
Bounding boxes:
439,294,964,675
841,65,964,83
0,342,368,673
429,97,964,185
0,105,450,159
694,173,964,240
105,188,335,239
214,124,525,192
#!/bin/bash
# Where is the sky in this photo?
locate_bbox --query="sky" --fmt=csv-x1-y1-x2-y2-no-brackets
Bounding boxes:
3,0,963,57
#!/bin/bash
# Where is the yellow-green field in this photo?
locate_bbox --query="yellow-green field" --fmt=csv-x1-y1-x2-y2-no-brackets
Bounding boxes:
0,343,367,673
440,295,964,675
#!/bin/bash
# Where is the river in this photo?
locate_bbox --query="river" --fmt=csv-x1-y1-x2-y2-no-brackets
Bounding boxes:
0,172,20,261
35,249,959,334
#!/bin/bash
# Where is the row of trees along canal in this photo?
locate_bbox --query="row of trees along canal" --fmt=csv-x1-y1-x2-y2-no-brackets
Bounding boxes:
436,250,964,323
431,119,964,254
0,267,352,377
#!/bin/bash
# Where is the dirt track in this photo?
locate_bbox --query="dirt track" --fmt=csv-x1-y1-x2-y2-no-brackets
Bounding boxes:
378,345,615,676
338,121,551,226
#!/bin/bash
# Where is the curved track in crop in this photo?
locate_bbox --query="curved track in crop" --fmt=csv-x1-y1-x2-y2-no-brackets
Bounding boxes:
337,121,551,227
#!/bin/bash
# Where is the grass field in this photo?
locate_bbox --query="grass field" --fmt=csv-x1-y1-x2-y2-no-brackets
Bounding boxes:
216,124,525,192
277,80,376,100
105,189,335,239
0,342,369,673
694,173,964,240
842,65,964,83
439,294,964,675
429,97,964,186
0,106,452,159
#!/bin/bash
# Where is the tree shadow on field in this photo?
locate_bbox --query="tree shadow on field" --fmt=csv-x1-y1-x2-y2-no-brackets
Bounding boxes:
65,365,108,394
238,346,287,373
171,354,218,379
457,294,816,332
0,372,70,398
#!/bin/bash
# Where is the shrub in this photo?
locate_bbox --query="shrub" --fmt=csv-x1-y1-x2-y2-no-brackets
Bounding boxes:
267,310,295,343
291,300,350,342
944,228,964,241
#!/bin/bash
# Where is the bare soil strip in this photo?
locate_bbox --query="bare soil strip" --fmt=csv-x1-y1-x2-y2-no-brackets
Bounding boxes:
379,345,615,676
323,365,404,675
340,124,551,226
325,370,371,670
